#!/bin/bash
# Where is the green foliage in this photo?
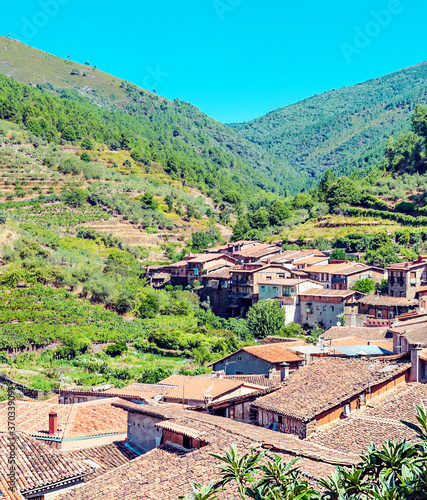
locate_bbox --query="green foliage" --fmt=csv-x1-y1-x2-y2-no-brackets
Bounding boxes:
246,300,285,339
63,188,88,207
104,341,128,357
279,322,304,338
352,278,376,295
80,151,91,162
328,177,361,208
185,406,427,500
330,248,347,260
191,230,218,252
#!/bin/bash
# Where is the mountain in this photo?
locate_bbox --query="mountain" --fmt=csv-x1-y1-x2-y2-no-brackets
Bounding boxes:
0,36,302,196
230,62,427,184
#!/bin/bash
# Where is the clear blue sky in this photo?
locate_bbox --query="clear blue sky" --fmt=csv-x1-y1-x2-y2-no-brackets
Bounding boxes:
1,0,426,123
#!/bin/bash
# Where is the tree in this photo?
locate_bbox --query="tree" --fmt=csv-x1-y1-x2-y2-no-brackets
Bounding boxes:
191,231,216,252
138,293,159,318
164,195,174,212
232,216,250,241
328,177,361,208
0,211,7,225
81,138,94,150
375,279,388,296
250,207,269,229
80,151,91,162
318,170,336,202
385,132,422,173
352,278,376,295
141,192,157,210
246,300,285,339
268,200,289,226
411,104,427,150
63,189,88,207
330,248,347,260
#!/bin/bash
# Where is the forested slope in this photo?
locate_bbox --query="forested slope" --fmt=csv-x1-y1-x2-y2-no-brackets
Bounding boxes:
0,36,300,195
231,62,427,185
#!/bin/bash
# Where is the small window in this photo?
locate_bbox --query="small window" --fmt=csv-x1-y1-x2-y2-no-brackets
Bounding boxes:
331,306,334,311
278,416,283,424
261,286,265,292
237,356,242,362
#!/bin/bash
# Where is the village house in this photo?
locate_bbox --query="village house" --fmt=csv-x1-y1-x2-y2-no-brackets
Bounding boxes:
145,260,188,287
306,383,427,456
387,256,427,299
229,263,291,316
321,326,392,343
157,374,266,406
205,240,260,255
195,267,234,317
208,342,307,376
55,402,358,500
58,383,176,405
258,278,323,324
304,262,384,290
185,253,237,285
388,315,427,382
231,243,282,264
269,249,328,267
357,295,418,326
299,288,364,328
251,357,410,439
0,398,128,450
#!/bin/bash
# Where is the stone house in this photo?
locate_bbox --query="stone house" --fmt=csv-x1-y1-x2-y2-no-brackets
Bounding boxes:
158,375,263,407
258,278,323,324
229,263,291,317
196,267,234,317
208,342,306,376
299,288,364,328
358,295,418,325
185,253,237,285
387,256,427,299
304,262,384,290
251,357,410,438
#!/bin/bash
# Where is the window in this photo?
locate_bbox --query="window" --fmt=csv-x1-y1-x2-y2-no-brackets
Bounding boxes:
278,416,283,424
261,286,265,292
411,272,416,278
273,287,277,292
183,435,192,449
237,356,242,362
378,311,382,319
331,306,334,311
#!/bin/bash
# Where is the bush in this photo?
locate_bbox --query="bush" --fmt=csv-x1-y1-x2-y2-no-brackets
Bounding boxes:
247,300,285,339
104,341,128,357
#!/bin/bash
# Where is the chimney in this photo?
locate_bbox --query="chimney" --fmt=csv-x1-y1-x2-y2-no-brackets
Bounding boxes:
268,368,276,380
410,347,423,383
280,362,289,381
49,412,58,437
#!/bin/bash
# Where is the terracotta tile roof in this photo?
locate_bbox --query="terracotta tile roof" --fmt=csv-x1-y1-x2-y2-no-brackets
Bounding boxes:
234,244,281,258
415,286,427,294
387,261,425,270
252,358,410,422
222,374,280,387
389,324,427,346
307,384,427,455
261,336,308,345
0,476,25,500
187,253,235,263
258,278,320,286
163,378,246,402
208,342,306,367
103,383,175,399
0,432,92,496
242,343,306,363
327,337,394,352
0,399,127,441
321,326,390,341
63,441,138,482
358,296,418,307
304,262,368,275
301,288,360,298
55,403,359,500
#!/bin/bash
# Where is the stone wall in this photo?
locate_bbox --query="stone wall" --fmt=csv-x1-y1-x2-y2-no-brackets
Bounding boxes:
0,372,45,399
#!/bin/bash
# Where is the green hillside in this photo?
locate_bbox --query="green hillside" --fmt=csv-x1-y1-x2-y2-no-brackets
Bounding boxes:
231,62,427,184
0,36,300,195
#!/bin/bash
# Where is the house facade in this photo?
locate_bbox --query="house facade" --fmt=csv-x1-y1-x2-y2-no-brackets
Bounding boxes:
299,288,364,328
209,343,305,376
229,263,291,317
387,256,427,299
251,357,410,438
304,262,383,291
258,279,323,324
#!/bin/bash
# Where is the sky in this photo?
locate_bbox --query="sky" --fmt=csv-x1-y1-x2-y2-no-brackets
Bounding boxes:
1,0,426,123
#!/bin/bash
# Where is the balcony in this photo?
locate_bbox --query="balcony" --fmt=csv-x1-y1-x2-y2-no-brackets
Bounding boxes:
230,291,256,299
331,277,346,284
